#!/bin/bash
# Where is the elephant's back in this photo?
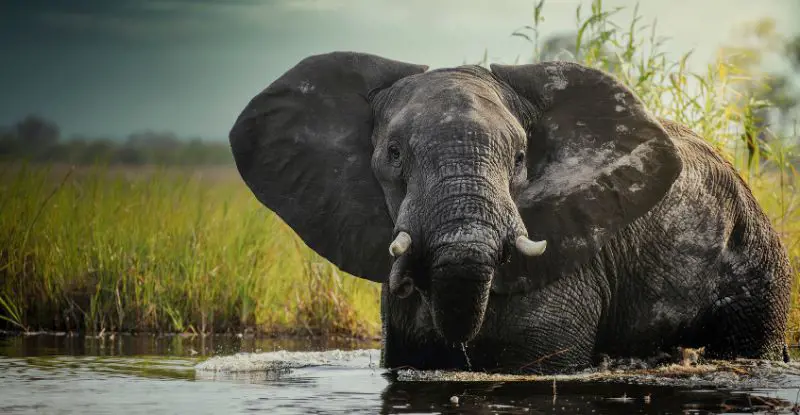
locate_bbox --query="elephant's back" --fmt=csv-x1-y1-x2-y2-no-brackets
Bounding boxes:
650,119,746,270
656,118,789,276
659,119,792,356
656,118,791,320
658,119,784,254
600,119,790,349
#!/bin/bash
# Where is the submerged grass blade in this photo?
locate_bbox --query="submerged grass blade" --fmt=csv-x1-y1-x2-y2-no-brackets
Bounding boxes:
0,293,26,331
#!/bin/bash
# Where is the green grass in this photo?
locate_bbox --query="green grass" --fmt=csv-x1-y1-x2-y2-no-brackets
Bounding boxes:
0,163,381,337
0,0,797,342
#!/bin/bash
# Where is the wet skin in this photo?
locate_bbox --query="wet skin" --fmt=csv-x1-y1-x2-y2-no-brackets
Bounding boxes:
229,52,792,374
382,123,790,373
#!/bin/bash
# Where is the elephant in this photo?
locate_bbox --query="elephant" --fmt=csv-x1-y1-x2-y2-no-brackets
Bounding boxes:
228,51,792,374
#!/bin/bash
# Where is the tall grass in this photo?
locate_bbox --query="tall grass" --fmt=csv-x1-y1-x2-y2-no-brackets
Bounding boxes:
0,0,797,341
0,163,380,337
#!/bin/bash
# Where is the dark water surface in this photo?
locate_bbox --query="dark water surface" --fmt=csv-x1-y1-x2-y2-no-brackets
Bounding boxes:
2,333,800,414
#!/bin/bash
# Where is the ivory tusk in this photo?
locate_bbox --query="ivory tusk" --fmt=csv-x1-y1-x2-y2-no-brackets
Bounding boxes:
389,231,412,257
515,235,547,257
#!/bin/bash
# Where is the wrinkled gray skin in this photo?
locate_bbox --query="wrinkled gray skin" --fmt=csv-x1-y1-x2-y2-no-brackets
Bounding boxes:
229,52,792,374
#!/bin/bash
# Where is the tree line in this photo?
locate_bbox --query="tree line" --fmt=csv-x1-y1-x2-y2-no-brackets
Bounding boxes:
0,115,233,166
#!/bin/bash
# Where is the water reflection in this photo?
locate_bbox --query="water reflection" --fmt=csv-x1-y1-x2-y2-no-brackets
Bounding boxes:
380,376,796,414
2,332,800,414
0,331,379,358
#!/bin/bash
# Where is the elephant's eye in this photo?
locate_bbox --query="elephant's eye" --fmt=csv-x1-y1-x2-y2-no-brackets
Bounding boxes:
514,150,525,167
387,143,402,166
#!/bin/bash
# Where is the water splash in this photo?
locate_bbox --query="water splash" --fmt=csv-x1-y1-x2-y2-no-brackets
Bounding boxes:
461,343,472,371
194,349,380,373
395,358,800,389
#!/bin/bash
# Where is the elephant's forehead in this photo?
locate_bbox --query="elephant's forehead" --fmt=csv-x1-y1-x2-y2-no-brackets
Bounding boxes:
385,72,521,137
390,104,517,156
402,71,503,109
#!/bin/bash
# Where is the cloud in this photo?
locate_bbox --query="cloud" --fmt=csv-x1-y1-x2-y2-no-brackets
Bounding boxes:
34,0,305,40
279,0,352,11
38,11,207,40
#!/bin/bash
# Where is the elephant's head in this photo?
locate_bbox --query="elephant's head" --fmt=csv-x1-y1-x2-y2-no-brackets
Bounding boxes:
230,52,681,345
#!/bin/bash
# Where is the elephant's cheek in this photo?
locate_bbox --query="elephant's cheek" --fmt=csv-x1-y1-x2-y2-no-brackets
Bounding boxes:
430,272,493,344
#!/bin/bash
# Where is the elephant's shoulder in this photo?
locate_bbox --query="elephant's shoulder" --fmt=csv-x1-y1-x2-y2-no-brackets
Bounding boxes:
657,117,699,139
653,119,772,242
656,117,734,169
657,118,714,152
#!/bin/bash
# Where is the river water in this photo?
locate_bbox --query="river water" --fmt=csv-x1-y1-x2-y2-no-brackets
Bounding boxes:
2,333,800,414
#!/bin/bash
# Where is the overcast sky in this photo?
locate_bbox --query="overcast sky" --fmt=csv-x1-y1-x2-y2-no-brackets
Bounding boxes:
1,0,798,140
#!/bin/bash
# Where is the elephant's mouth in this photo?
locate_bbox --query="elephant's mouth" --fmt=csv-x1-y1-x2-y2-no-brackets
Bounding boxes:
387,230,546,344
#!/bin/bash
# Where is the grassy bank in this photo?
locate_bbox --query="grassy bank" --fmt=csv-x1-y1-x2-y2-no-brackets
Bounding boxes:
0,0,798,341
0,163,381,338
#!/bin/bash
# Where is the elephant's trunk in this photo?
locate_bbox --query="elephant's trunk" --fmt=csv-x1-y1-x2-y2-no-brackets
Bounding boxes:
410,134,547,344
430,254,494,344
423,175,509,344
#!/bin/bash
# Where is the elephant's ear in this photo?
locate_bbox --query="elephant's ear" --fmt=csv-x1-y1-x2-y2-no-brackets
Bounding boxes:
230,52,427,283
491,61,682,280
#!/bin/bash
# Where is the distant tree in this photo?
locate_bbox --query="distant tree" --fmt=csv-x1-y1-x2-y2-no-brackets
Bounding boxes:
14,115,60,152
0,115,233,166
62,136,89,163
114,145,146,165
124,131,183,164
79,139,114,164
0,126,17,157
126,131,181,149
